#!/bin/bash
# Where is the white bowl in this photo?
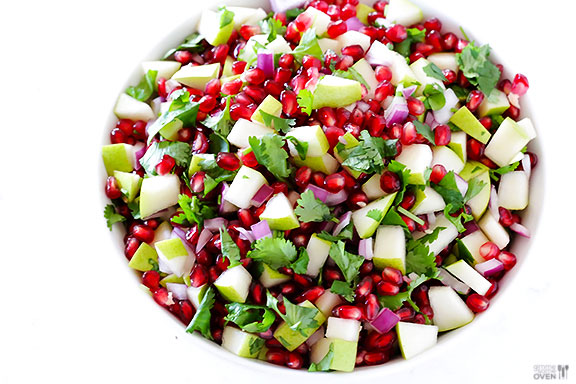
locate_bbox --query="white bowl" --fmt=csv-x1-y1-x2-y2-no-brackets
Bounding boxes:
100,0,544,379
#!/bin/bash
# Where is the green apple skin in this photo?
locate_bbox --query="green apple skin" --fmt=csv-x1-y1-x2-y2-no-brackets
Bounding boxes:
171,63,221,90
449,106,492,144
188,153,215,177
478,89,510,117
259,193,299,231
221,326,264,358
396,322,438,360
251,95,283,124
356,3,375,24
159,274,185,287
311,75,363,109
273,300,326,351
259,263,290,288
373,225,406,273
292,153,340,176
466,171,491,220
158,119,183,141
128,242,158,272
447,131,468,162
351,193,397,239
186,284,208,309
287,125,330,158
214,265,252,303
310,338,358,372
351,59,379,98
198,9,235,46
429,286,474,332
113,171,142,203
102,144,134,175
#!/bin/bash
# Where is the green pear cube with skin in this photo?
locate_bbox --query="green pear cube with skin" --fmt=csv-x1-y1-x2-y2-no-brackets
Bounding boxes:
287,125,330,158
128,242,159,272
222,56,235,78
426,52,458,73
385,0,424,26
251,95,283,125
333,132,362,179
478,212,509,249
447,131,468,162
141,61,181,80
449,106,492,144
198,9,235,46
411,186,446,215
114,93,155,121
498,171,529,210
224,166,268,209
158,119,182,141
259,263,290,288
318,38,341,54
152,220,173,245
429,286,474,331
293,153,340,175
325,317,362,343
312,75,363,109
426,214,458,255
396,322,438,360
273,300,326,351
188,153,215,177
352,193,397,239
336,31,371,53
310,338,357,372
458,230,489,264
466,171,491,220
155,238,192,277
432,146,465,174
113,171,142,203
351,59,379,98
356,3,375,24
228,6,266,29
306,234,332,277
265,36,292,55
478,89,510,117
445,260,492,296
160,274,185,287
315,291,343,318
484,117,536,167
460,161,489,181
365,41,417,86
139,175,181,219
362,173,387,201
227,118,274,149
259,193,299,231
170,63,221,90
373,225,406,273
186,284,208,309
410,58,446,96
102,143,135,175
221,326,264,358
238,34,269,63
394,144,433,185
214,265,252,303
301,6,331,36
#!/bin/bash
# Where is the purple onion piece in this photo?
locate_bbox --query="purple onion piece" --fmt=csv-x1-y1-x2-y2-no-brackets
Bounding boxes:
384,96,409,126
522,154,532,179
474,258,505,277
251,220,273,240
325,189,349,206
488,186,500,221
454,174,469,197
251,184,275,207
236,227,256,243
358,238,374,260
257,50,275,78
204,217,228,231
306,184,329,203
332,212,352,236
402,85,417,99
510,222,531,238
370,308,400,334
345,16,364,31
196,228,213,253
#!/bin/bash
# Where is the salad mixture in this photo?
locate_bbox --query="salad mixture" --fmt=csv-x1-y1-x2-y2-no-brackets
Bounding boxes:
102,0,537,372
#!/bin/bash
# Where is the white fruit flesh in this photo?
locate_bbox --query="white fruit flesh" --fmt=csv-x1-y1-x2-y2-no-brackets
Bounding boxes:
410,58,446,96
287,125,330,157
373,225,406,273
447,131,468,162
113,171,142,203
384,0,424,26
221,326,263,358
478,89,510,117
484,117,536,167
411,186,446,215
102,143,135,175
310,338,357,372
437,268,470,295
170,63,221,90
250,95,283,125
315,291,343,317
445,260,492,296
362,173,387,201
214,265,252,303
227,118,274,149
394,144,433,185
427,53,458,73
259,193,299,231
224,166,268,209
318,38,342,53
306,234,332,277
259,263,290,288
186,284,208,309
498,171,529,210
426,213,459,255
433,88,459,124
152,220,173,245
352,193,397,238
459,230,489,264
325,317,362,342
365,41,417,86
432,146,465,174
302,6,331,36
467,171,491,220
139,174,181,219
141,61,181,80
429,286,474,331
478,212,510,249
198,9,234,46
114,93,155,121
351,59,378,98
312,75,363,109
228,6,266,29
293,153,340,175
337,31,372,52
155,238,193,277
263,36,292,54
396,322,438,360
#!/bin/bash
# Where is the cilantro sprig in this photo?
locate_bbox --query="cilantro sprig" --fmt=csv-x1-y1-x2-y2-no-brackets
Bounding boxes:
295,190,334,223
104,204,126,230
171,195,217,227
297,89,314,116
248,237,298,270
405,227,444,277
266,292,320,336
248,134,290,180
139,141,192,176
224,303,276,333
456,41,501,97
340,130,398,174
259,110,296,134
126,69,157,102
186,286,215,340
220,227,242,268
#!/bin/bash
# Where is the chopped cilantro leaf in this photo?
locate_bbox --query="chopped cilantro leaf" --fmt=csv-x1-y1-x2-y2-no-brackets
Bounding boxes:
430,171,466,213
220,227,242,267
443,204,473,233
218,6,234,28
286,8,305,20
186,286,215,340
224,303,276,333
329,241,364,283
395,28,426,57
423,62,448,82
248,134,290,180
266,292,319,336
317,222,353,242
379,273,431,311
295,190,333,223
291,29,323,62
456,41,500,97
289,248,309,275
422,84,446,111
171,194,216,228
259,110,296,134
248,237,298,270
202,96,232,136
405,227,444,277
139,141,192,176
104,204,126,230
126,69,157,102
286,136,309,160
332,67,369,89
309,343,334,372
341,130,398,174
147,90,200,142
330,280,355,302
259,15,287,42
297,89,314,116
163,33,205,59
367,209,384,223
198,156,236,195
412,120,436,145
489,161,519,181
464,177,486,203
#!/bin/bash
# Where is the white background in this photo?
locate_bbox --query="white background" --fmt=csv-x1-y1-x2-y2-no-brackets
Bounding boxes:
1,0,574,383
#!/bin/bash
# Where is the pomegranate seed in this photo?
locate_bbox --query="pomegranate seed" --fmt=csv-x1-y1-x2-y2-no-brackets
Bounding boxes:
190,172,205,193
374,66,392,83
152,288,172,308
455,38,469,53
466,90,485,112
348,191,369,209
266,350,286,365
294,12,313,31
278,53,294,69
335,55,354,71
327,20,348,38
285,352,303,369
238,209,256,228
178,127,193,142
105,176,122,199
124,237,140,260
324,126,346,148
400,191,416,210
498,79,513,95
344,122,361,138
424,17,442,32
230,103,253,121
381,267,403,286
196,249,212,266
295,166,312,188
110,128,129,144
198,95,217,113
324,173,346,193
239,149,258,168
190,265,209,287
251,283,265,305
244,85,268,104
485,279,499,299
479,242,500,260
299,286,325,303
310,0,329,12
179,300,195,324
341,45,364,62
442,32,458,50
466,293,490,313
407,97,425,116
293,273,313,288
211,44,229,64
527,151,538,168
302,55,322,70
327,4,341,20
132,224,155,243
335,305,363,320
317,107,337,126
281,282,297,297
231,61,247,75
356,276,373,298
221,79,243,95
142,270,161,290
479,116,492,130
192,131,209,154
275,67,292,84
380,171,401,193
144,219,159,230
442,69,457,85
498,251,517,270
434,124,451,146
385,24,407,43
263,80,283,97
156,154,176,175
505,105,520,120
374,80,394,102
360,261,374,276
413,314,426,324
341,3,357,20
364,351,388,365
208,234,223,255
377,281,400,296
430,164,447,184
270,181,289,195
280,90,299,116
400,121,417,145
511,73,529,95
311,171,326,187
239,25,261,40
174,50,192,64
426,30,443,52
234,92,253,106
467,138,485,161
364,293,380,320
323,268,344,283
395,307,415,321
216,152,241,171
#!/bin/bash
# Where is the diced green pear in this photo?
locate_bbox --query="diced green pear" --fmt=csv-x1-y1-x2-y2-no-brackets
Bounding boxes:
362,173,387,201
333,133,362,179
432,146,464,174
449,106,491,144
287,125,330,158
478,89,510,117
228,6,266,29
186,284,208,309
159,274,184,287
318,38,341,53
265,35,292,55
259,193,299,231
141,61,181,80
293,153,339,175
158,119,182,141
214,265,252,303
426,52,458,73
352,193,397,239
426,213,458,256
484,117,536,167
259,263,290,288
458,230,489,265
396,322,438,360
356,3,375,24
498,171,529,210
410,58,446,96
351,58,379,98
171,63,221,90
394,144,432,185
102,143,134,175
128,242,158,272
139,175,181,219
222,56,235,78
238,34,268,63
155,238,192,277
224,166,268,209
478,212,509,250
310,338,357,372
411,186,446,215
152,220,173,245
460,161,489,181
429,286,474,332
466,170,491,220
365,41,417,86
312,75,363,109
445,260,492,295
336,31,371,53
188,153,215,177
114,93,155,121
447,131,468,162
301,6,331,36
257,345,269,361
221,326,264,358
227,118,274,149
325,317,361,342
315,291,343,318
251,95,283,125
198,9,235,46
385,0,424,26
113,171,142,202
273,300,326,351
373,225,406,273
306,234,332,277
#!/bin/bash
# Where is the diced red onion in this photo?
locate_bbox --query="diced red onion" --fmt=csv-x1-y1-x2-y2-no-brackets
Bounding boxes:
196,228,213,253
508,92,520,108
171,226,187,243
133,142,146,170
433,88,458,124
306,184,329,203
384,96,409,127
236,227,256,243
251,220,273,240
474,258,504,277
333,212,352,236
365,41,393,67
151,96,163,115
257,50,275,78
306,327,325,347
325,189,349,206
370,308,400,334
358,238,373,260
251,184,275,207
437,268,470,295
489,186,500,221
165,79,181,95
522,154,532,179
454,174,469,197
145,207,176,220
204,217,228,231
345,16,364,31
510,222,531,238
462,220,480,237
270,0,306,13
425,111,440,129
338,135,349,145
166,283,188,301
402,85,417,99
219,183,237,214
318,221,335,233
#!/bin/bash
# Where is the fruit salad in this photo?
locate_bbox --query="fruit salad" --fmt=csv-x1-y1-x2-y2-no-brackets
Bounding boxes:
102,0,537,372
